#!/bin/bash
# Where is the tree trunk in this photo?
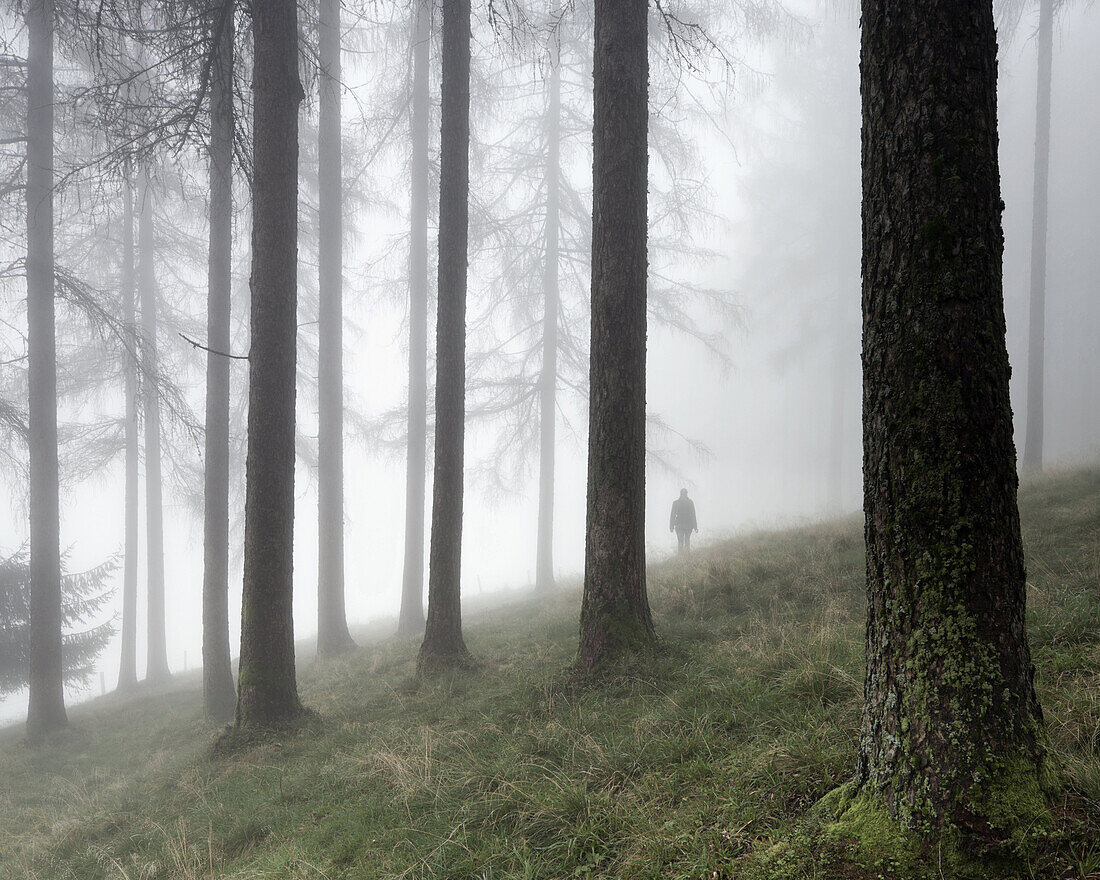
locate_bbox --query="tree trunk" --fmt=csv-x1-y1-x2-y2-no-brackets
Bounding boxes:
1023,0,1053,475
25,0,66,737
117,167,139,693
139,170,171,685
202,3,237,722
418,0,471,671
235,0,304,729
577,0,654,671
535,34,561,595
398,0,430,637
857,0,1049,842
316,0,354,657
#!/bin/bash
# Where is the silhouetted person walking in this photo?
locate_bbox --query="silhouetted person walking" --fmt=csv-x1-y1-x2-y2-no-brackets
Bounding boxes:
670,489,698,553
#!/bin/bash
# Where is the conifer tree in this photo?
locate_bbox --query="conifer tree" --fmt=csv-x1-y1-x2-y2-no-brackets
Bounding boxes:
577,0,654,670
419,0,472,671
234,0,306,729
202,0,237,721
854,0,1050,849
26,0,67,736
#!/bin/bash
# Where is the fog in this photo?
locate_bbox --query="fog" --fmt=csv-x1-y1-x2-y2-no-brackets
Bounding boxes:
1,0,1097,725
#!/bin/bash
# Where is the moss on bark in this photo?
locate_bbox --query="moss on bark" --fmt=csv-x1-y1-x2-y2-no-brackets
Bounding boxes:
747,771,1058,880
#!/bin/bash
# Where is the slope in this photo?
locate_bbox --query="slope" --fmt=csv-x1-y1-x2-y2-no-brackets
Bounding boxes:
2,467,1098,879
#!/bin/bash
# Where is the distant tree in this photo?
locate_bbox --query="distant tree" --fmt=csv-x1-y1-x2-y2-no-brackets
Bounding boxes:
62,6,217,698
996,0,1087,473
535,26,562,594
577,0,654,670
117,166,140,692
0,551,114,697
202,0,238,722
1023,0,1054,473
418,0,472,671
25,0,67,736
316,0,355,657
398,0,431,638
137,169,171,685
736,10,861,516
234,0,306,728
855,0,1050,850
0,0,209,710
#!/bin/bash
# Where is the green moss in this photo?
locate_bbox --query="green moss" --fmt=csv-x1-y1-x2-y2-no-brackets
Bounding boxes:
747,772,1061,880
819,783,921,874
741,784,919,880
602,602,654,649
576,597,656,672
977,753,1055,851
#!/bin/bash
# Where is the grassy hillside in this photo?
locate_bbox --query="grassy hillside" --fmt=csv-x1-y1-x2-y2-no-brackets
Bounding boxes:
2,468,1099,879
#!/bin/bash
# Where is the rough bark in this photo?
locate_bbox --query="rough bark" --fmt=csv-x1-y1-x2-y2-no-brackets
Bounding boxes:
202,4,237,722
857,0,1048,838
235,0,305,728
576,0,654,671
117,168,139,692
26,0,67,736
316,0,354,657
418,0,471,671
1023,0,1053,475
139,171,171,685
398,0,430,637
535,37,561,595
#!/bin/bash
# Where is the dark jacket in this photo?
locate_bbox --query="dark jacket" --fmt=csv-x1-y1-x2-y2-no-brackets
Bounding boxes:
670,497,697,532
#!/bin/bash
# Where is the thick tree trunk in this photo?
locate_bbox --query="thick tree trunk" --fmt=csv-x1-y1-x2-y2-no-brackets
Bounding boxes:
316,0,354,657
398,0,430,637
577,0,654,671
535,37,561,595
117,169,139,692
202,4,237,722
418,0,471,671
25,0,66,737
1023,0,1053,475
857,0,1048,840
235,0,304,729
139,171,171,685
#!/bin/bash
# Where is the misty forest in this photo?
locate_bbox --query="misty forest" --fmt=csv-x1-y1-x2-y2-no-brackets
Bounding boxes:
1,0,1099,877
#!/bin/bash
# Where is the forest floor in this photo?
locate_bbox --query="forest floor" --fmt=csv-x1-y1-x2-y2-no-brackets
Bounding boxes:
1,467,1099,880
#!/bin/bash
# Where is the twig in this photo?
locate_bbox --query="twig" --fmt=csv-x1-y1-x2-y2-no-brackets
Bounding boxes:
179,332,248,360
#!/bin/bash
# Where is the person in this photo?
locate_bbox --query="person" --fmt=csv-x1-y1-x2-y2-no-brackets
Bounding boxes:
669,488,698,553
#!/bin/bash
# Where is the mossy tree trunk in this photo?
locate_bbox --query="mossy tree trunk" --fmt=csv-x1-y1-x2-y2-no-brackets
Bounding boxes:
399,0,431,637
117,167,139,693
138,170,171,686
535,34,561,596
1023,0,1053,475
316,0,355,657
26,0,67,737
858,0,1049,841
576,0,654,671
202,2,237,722
418,0,471,671
235,0,305,729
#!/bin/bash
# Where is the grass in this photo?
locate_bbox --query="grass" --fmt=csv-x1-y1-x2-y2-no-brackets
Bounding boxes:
1,466,1098,879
